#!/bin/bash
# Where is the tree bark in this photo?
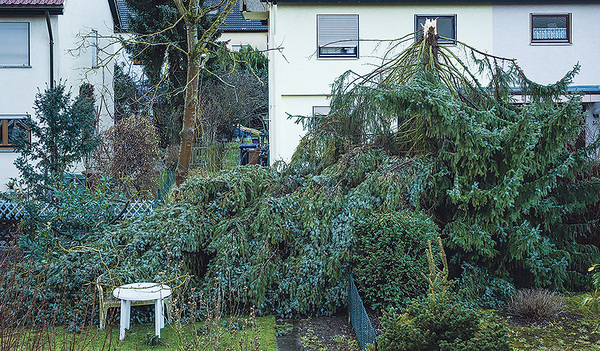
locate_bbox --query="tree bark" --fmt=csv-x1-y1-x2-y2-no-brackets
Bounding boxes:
175,0,200,185
173,0,238,186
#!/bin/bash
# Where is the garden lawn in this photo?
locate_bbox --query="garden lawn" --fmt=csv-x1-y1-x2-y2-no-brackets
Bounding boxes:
9,316,276,350
506,294,600,350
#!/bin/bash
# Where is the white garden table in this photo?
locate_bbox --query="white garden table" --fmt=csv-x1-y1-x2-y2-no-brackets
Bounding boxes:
112,282,172,340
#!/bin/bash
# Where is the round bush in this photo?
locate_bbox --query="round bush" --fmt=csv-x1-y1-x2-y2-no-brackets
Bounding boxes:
351,210,438,310
377,296,510,351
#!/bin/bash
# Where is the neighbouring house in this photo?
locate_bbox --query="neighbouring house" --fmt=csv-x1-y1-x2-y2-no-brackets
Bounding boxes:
221,0,268,52
114,0,143,81
259,0,600,164
0,0,118,191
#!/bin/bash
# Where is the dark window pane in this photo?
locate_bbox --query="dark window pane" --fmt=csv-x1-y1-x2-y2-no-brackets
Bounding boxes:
7,119,27,145
415,15,456,44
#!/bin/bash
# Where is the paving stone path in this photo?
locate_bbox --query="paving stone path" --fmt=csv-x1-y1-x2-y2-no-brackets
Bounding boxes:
276,319,302,351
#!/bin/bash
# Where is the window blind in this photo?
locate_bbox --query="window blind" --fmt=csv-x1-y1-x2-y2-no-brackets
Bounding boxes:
317,14,358,49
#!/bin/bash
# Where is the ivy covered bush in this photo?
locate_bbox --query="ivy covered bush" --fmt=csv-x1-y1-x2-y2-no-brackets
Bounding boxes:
10,148,433,327
351,210,438,310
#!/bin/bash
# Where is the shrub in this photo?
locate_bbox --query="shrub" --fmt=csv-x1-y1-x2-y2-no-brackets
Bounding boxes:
17,178,128,254
13,82,100,194
101,116,160,196
507,288,565,322
456,263,515,309
351,210,438,310
378,297,510,351
377,239,510,351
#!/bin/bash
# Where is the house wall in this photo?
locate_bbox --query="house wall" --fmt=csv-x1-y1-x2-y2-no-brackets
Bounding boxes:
268,2,494,163
58,0,115,131
493,3,600,152
0,15,54,190
221,31,268,51
0,0,115,190
492,3,600,86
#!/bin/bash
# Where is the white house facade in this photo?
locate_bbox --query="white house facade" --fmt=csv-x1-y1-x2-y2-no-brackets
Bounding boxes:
491,2,600,154
0,0,117,190
263,0,600,164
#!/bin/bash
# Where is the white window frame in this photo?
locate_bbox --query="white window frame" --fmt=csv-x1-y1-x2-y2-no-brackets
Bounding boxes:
0,22,30,67
0,114,30,149
414,15,457,45
530,13,572,44
317,14,359,59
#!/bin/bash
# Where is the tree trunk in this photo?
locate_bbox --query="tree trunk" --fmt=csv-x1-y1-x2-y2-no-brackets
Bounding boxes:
173,0,237,185
175,2,200,185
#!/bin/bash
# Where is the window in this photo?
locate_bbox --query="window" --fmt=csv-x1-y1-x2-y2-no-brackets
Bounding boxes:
231,44,250,52
317,14,359,58
0,23,29,67
0,115,29,149
415,15,456,44
531,14,571,43
312,106,331,117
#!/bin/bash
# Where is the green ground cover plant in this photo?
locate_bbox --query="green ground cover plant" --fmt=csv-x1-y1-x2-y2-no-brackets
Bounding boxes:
505,293,600,350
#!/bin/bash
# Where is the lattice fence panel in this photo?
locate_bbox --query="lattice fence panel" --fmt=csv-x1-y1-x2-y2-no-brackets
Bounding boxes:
115,200,155,219
0,201,24,220
0,200,155,222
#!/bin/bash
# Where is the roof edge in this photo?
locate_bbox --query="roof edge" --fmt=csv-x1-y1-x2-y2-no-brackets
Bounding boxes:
271,0,600,3
0,5,63,15
108,0,121,32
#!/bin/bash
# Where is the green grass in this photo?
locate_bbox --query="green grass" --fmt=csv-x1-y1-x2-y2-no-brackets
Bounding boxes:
8,316,276,351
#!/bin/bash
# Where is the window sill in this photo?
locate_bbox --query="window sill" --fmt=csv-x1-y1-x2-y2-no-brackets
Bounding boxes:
0,148,17,153
0,65,32,69
317,56,359,60
530,42,572,46
414,40,457,46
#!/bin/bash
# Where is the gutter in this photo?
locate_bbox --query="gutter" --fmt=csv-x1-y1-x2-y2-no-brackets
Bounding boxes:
108,0,122,32
45,10,54,88
0,6,63,16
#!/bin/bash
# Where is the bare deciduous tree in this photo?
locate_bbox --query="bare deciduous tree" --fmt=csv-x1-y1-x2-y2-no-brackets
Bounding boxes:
173,0,238,185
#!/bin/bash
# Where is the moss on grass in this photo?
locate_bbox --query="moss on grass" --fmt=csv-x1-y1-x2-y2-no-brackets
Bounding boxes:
507,294,600,350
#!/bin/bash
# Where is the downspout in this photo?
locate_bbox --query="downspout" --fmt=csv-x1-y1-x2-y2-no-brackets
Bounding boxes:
45,10,54,88
267,1,277,165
